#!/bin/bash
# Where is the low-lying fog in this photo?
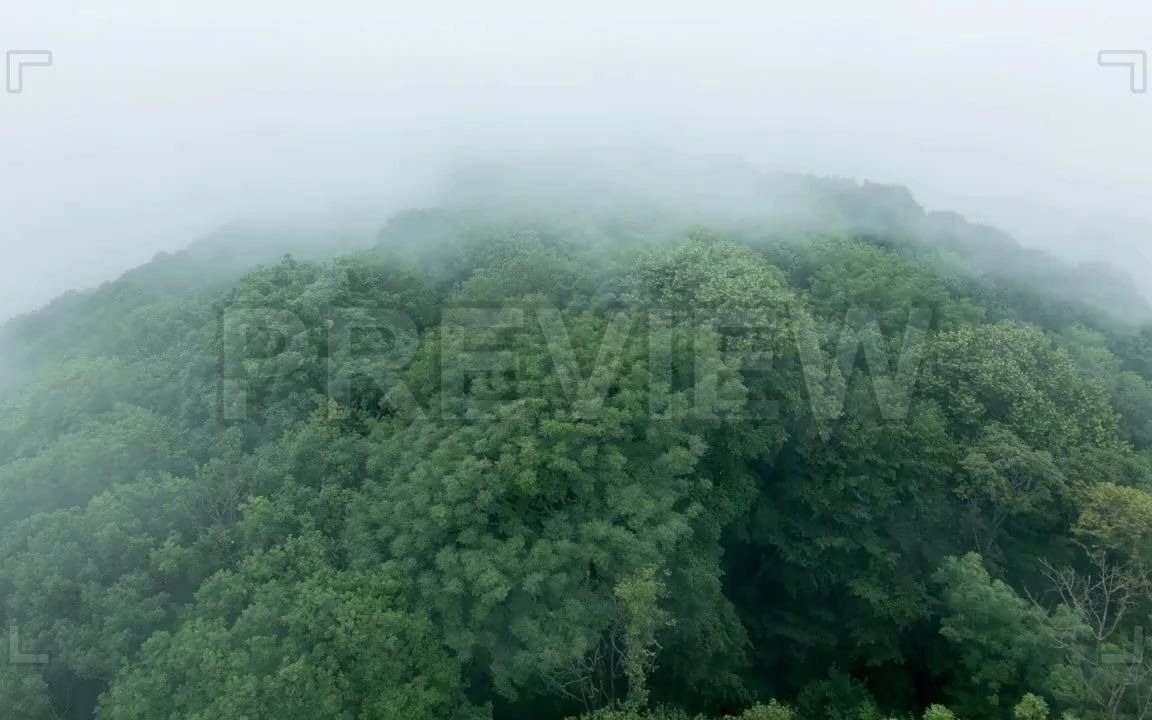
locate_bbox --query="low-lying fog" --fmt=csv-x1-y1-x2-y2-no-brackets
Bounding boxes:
2,0,1150,320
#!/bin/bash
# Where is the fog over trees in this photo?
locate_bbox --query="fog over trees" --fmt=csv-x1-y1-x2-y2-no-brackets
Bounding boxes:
2,1,1151,318
3,3,1152,720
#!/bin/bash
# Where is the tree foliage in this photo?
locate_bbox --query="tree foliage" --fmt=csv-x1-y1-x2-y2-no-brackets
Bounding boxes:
1,182,1151,720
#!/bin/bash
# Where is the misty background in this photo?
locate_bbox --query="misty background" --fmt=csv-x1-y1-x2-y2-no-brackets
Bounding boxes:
1,0,1150,321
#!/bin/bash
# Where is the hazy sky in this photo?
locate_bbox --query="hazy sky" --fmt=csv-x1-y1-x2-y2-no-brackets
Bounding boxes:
2,1,1150,318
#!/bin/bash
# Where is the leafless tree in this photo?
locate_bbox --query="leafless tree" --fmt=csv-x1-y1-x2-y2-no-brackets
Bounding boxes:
537,616,625,715
1034,553,1152,720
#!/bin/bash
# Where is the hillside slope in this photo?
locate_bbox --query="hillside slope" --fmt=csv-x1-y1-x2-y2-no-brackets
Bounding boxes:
3,167,1152,720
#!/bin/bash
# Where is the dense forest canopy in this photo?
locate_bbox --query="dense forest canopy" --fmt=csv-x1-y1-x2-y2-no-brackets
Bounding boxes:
3,165,1152,720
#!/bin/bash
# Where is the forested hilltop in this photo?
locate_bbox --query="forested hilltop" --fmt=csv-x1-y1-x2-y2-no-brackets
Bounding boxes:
4,165,1152,720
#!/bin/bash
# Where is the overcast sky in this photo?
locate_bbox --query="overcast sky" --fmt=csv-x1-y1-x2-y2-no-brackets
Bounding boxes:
1,1,1150,318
